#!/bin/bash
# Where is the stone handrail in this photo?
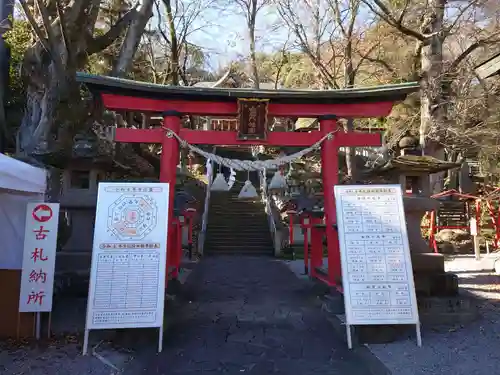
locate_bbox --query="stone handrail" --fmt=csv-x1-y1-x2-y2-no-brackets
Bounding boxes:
197,163,213,255
260,170,288,255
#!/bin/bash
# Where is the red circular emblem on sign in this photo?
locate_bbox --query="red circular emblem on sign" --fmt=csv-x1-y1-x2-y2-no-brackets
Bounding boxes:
32,204,53,222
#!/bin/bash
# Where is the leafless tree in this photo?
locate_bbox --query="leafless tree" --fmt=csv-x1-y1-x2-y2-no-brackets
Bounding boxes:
276,0,340,88
361,0,500,152
224,0,272,89
152,0,215,85
16,0,155,156
277,0,385,178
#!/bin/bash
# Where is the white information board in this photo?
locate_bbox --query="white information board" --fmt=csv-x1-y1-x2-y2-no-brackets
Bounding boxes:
334,185,421,348
83,183,170,355
19,203,60,313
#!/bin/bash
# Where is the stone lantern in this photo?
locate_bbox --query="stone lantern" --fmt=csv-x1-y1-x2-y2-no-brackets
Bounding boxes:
363,135,462,297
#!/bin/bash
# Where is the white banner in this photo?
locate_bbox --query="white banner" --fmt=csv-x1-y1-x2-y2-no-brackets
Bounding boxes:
85,183,169,331
19,203,60,312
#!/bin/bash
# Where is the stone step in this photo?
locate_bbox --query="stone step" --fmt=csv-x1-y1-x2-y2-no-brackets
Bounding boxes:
210,197,261,201
207,234,270,239
210,200,261,205
209,204,264,209
206,234,271,240
208,217,267,221
205,191,273,257
208,212,266,217
207,219,268,226
204,244,273,253
206,227,270,233
207,226,270,232
205,240,271,247
207,228,269,235
207,222,268,227
208,210,267,215
206,238,273,246
208,216,268,221
204,249,274,256
207,227,271,233
210,197,262,201
209,205,264,211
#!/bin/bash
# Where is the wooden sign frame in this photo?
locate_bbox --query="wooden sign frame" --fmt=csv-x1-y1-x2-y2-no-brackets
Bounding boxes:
334,184,422,349
237,98,269,140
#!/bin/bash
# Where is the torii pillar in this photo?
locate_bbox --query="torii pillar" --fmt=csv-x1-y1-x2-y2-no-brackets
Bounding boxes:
160,111,182,278
319,115,342,285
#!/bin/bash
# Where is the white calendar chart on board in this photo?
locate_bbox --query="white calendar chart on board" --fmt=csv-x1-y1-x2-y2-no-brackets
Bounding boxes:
334,185,421,349
83,183,170,355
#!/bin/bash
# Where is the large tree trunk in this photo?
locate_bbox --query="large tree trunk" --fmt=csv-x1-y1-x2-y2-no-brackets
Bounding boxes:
419,0,446,193
248,0,260,89
344,38,357,180
18,42,82,155
419,0,446,154
163,0,180,85
112,0,154,77
17,0,149,156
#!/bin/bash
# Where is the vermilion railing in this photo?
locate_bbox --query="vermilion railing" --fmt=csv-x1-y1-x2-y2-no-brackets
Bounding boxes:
422,189,500,252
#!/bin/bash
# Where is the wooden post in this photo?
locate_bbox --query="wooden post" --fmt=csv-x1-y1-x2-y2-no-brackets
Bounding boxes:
470,217,480,260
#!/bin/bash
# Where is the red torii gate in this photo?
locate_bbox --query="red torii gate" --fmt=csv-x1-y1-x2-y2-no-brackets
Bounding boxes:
77,73,419,286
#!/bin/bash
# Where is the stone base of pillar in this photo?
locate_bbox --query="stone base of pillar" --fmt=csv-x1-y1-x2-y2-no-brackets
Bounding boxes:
414,272,459,297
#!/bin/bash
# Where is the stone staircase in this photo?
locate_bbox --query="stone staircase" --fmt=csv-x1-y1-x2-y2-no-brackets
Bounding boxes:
204,182,274,256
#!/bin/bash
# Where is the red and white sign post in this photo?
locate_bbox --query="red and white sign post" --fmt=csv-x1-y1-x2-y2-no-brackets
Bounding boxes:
19,203,60,339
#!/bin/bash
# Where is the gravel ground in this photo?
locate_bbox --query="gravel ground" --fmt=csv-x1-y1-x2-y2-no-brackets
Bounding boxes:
0,338,132,375
0,264,195,375
365,258,500,375
3,255,498,375
284,256,500,375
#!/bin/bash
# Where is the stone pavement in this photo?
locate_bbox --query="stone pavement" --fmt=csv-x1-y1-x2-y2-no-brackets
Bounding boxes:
126,256,382,375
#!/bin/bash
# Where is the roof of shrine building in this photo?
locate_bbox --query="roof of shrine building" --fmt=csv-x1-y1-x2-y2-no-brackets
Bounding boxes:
475,51,500,79
364,155,461,176
76,72,419,105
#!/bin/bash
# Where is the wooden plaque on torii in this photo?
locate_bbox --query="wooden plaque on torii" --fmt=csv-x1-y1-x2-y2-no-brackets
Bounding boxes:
237,98,269,141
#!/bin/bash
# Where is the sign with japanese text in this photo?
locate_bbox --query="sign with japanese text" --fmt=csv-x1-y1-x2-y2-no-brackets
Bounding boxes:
237,98,269,140
19,203,60,312
334,185,419,326
85,183,169,330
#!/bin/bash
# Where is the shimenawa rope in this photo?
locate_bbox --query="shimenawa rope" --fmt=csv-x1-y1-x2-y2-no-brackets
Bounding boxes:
163,128,337,171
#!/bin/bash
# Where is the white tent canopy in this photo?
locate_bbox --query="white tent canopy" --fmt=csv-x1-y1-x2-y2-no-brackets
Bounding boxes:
0,153,47,270
0,153,47,194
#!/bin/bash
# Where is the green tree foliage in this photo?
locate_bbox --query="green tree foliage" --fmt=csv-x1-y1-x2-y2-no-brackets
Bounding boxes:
4,19,31,136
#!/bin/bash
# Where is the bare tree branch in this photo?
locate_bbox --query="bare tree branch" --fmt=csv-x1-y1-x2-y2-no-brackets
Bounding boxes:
87,8,138,54
360,0,427,41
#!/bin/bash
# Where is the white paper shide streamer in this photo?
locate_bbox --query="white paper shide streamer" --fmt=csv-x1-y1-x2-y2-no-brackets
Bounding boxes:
205,159,213,181
238,180,258,199
268,171,287,190
173,128,336,195
228,168,236,190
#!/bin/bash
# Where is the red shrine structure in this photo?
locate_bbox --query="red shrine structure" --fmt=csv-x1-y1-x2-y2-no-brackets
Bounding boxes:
77,73,419,286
